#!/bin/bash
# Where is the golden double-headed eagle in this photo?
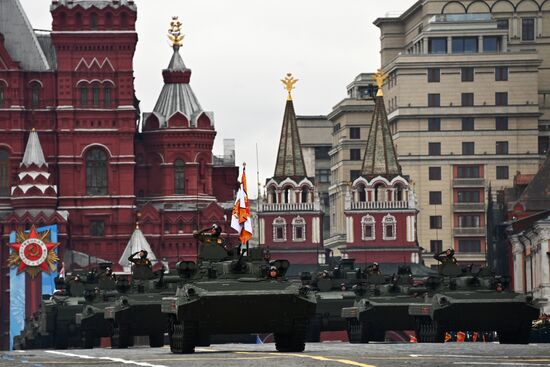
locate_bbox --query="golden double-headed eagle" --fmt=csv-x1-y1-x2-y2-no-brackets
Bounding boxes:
168,16,184,47
281,73,298,101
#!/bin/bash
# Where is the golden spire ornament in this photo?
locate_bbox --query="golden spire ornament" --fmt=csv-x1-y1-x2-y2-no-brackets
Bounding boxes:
281,73,298,101
373,69,387,97
168,16,184,48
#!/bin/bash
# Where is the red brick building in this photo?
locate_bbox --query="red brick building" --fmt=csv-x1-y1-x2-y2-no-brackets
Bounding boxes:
257,76,324,275
342,82,421,265
0,0,237,349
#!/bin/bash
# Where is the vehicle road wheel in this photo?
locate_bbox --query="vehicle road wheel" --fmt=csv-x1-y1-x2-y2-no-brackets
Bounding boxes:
275,318,307,352
82,330,95,349
346,319,368,343
368,328,385,342
416,317,442,343
111,324,130,349
169,318,196,354
196,332,211,347
149,332,164,348
306,315,321,342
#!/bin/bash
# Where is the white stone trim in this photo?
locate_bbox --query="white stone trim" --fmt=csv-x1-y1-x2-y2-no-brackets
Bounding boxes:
382,213,397,241
272,216,287,242
361,215,375,241
292,216,306,242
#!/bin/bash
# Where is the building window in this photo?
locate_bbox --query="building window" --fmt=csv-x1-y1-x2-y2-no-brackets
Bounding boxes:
382,214,396,240
76,12,83,28
174,159,185,194
178,221,184,234
461,93,474,106
106,12,113,28
484,36,501,52
429,167,441,180
497,19,509,30
316,169,330,183
428,93,440,107
462,142,475,155
350,170,361,182
90,221,105,237
86,148,108,195
461,67,474,82
430,216,442,229
496,141,509,155
315,146,331,159
90,13,98,30
333,123,341,133
104,86,112,107
540,136,550,155
522,18,535,41
459,215,480,228
495,66,508,81
452,37,478,53
0,83,5,107
164,222,171,234
428,37,447,54
0,150,9,196
496,117,508,130
457,190,481,203
458,239,481,253
350,127,360,139
495,92,508,106
361,215,375,241
456,165,480,178
428,117,441,131
292,216,306,242
350,148,362,161
462,117,474,131
429,142,441,156
31,82,41,108
496,166,509,180
429,191,442,205
273,217,287,242
80,85,88,107
430,240,443,254
428,68,440,83
92,85,100,107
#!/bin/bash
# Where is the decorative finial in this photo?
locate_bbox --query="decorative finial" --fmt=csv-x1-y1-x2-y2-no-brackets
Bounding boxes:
31,128,36,132
373,69,387,97
281,73,298,101
135,221,140,229
168,16,184,48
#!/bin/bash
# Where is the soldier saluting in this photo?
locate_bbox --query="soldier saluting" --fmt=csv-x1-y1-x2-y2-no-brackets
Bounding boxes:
128,250,152,270
434,248,458,264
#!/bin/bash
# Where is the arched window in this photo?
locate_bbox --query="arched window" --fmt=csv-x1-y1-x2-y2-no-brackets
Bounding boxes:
105,13,113,28
76,13,83,28
283,187,291,203
382,214,396,240
164,221,171,234
90,13,98,30
104,85,112,107
357,184,367,202
292,216,306,242
267,188,277,204
361,215,375,241
177,220,184,234
80,84,88,107
272,217,286,242
0,150,9,196
395,184,404,201
92,84,100,107
121,12,129,27
30,82,41,108
86,148,108,195
0,82,5,108
59,12,67,27
174,159,185,194
301,187,309,203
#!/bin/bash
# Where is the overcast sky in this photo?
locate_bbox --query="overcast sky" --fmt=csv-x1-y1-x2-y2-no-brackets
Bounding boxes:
20,0,416,198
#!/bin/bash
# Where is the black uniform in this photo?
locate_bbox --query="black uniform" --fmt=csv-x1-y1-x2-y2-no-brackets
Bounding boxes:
128,251,152,269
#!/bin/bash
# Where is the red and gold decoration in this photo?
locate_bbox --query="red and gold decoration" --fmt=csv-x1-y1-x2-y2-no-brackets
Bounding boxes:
7,225,59,278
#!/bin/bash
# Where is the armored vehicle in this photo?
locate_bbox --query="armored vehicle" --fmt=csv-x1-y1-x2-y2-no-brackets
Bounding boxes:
104,266,181,348
14,268,106,349
301,259,361,342
341,266,427,343
409,261,540,344
161,229,317,354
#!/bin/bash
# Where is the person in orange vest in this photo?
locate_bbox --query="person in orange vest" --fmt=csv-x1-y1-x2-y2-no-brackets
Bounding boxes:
457,331,466,342
445,332,452,342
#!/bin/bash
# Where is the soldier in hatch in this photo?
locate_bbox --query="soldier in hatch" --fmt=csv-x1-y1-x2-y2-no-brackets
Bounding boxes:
128,250,152,270
365,262,381,276
434,248,458,264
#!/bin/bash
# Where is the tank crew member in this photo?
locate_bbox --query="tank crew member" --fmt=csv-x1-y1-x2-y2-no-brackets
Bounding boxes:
269,266,279,279
128,250,152,270
365,262,380,275
434,248,457,264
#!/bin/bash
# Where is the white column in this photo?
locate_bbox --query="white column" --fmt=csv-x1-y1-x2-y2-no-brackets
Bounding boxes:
447,36,452,54
478,36,483,53
423,38,428,54
346,216,354,243
260,218,265,245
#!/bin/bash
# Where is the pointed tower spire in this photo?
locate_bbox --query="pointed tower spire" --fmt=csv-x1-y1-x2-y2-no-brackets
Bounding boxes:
361,69,401,177
21,128,47,168
274,73,308,179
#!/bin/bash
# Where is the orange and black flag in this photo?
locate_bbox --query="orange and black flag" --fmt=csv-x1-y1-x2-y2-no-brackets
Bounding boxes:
231,163,253,244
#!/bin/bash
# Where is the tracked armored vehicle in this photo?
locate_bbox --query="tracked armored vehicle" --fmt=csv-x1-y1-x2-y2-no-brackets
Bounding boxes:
104,267,181,348
301,259,361,342
341,266,427,343
409,262,540,344
161,229,316,354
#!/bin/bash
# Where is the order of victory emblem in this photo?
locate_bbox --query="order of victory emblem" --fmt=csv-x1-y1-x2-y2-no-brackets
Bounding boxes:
8,225,59,278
